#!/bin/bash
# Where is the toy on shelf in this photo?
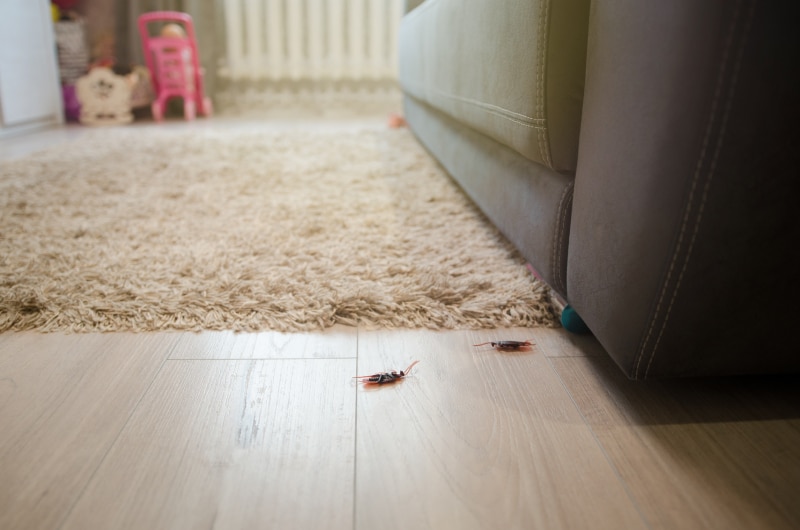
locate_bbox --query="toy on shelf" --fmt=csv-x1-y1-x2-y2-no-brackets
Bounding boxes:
137,11,212,121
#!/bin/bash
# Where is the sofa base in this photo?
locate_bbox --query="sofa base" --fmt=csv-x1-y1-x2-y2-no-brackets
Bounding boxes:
403,94,574,296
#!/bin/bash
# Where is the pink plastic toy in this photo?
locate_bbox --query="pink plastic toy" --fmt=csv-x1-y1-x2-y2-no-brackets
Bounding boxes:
138,11,212,121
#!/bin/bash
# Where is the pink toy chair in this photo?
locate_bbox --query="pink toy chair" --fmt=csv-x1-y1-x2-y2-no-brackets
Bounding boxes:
138,11,212,121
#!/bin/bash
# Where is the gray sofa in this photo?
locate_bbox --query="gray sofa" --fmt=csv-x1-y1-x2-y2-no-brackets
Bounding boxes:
398,0,800,378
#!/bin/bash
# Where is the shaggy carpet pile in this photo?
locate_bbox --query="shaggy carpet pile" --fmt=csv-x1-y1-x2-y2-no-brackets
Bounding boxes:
0,126,557,332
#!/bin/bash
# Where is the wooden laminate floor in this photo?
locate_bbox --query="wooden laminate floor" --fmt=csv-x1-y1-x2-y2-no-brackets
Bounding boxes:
2,122,799,529
1,327,798,530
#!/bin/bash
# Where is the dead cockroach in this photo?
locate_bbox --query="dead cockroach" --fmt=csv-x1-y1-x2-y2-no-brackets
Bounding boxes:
353,360,419,385
474,340,534,352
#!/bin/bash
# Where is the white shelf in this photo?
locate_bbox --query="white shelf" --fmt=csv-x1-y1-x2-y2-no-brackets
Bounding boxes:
0,0,63,137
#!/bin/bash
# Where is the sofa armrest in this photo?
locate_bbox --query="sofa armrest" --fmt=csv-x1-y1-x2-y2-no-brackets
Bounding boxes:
567,0,800,378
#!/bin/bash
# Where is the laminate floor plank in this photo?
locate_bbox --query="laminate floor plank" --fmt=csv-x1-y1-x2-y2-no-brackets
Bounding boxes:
354,328,647,530
60,358,357,530
551,355,800,530
167,324,358,360
0,332,175,530
528,326,607,358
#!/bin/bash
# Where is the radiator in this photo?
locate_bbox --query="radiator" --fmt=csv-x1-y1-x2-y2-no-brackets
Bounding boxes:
221,0,403,83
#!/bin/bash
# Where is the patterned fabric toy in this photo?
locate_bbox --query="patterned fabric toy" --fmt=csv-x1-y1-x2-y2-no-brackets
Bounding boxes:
75,67,134,126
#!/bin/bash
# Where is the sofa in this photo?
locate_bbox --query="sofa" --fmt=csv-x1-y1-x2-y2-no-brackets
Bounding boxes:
398,0,800,378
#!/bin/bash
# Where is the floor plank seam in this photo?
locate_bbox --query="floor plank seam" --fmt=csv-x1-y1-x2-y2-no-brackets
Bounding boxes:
53,346,175,530
543,355,654,530
164,356,359,361
352,326,360,530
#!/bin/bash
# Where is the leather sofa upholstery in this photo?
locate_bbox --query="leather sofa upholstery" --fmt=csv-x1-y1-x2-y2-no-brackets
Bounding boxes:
398,0,800,378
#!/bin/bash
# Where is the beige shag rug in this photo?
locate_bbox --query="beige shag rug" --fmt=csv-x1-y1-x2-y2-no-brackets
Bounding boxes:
0,126,557,332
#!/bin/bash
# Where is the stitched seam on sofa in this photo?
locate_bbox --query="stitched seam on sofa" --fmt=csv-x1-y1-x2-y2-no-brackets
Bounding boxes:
555,182,574,294
536,0,554,169
632,0,752,378
469,109,546,130
552,181,573,292
434,90,545,124
642,0,755,378
536,0,546,164
445,105,547,130
403,79,547,130
632,9,736,377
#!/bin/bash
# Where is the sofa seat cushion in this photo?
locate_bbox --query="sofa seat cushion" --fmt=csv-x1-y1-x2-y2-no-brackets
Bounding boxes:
398,0,590,172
